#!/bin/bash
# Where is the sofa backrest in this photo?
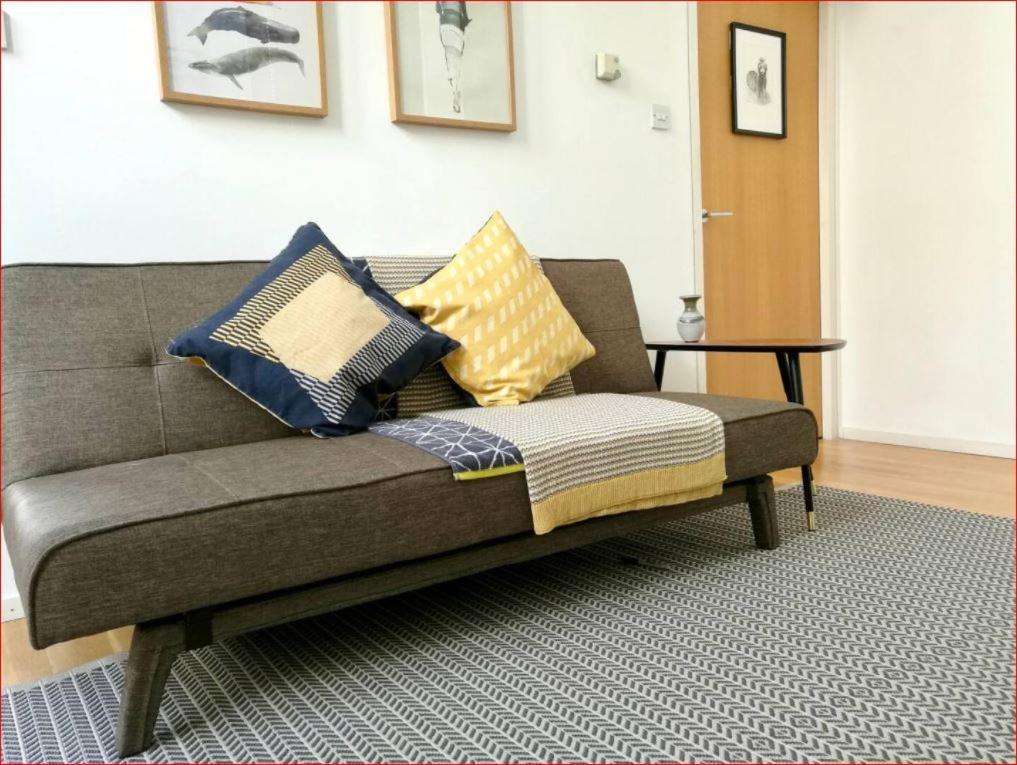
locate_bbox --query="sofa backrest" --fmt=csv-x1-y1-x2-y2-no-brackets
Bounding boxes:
1,258,655,488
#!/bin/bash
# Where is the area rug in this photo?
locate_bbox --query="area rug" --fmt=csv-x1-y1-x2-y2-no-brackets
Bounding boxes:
2,487,1013,764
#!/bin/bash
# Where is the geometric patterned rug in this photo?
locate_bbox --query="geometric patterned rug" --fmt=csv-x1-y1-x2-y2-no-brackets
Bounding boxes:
3,487,1014,763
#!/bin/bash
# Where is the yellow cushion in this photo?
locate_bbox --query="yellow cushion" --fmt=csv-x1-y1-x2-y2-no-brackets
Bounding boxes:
396,212,596,407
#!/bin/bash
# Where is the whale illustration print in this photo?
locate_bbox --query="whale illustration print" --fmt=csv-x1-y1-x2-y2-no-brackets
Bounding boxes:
190,47,305,89
188,7,299,46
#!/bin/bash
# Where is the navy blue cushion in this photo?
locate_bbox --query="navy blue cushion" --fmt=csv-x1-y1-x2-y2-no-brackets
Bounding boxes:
167,224,459,436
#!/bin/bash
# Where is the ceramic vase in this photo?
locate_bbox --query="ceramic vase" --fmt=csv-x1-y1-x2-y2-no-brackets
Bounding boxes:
677,294,705,342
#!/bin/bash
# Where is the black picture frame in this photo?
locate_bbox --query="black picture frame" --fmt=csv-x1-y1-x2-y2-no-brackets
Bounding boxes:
730,22,787,139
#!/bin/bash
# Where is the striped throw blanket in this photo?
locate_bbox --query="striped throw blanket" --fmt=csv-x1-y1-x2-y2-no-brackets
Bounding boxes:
371,393,726,535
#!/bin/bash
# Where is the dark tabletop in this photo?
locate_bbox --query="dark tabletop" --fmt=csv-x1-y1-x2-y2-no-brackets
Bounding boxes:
645,338,847,353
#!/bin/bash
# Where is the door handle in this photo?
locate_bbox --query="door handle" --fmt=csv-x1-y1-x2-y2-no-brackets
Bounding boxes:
702,209,734,221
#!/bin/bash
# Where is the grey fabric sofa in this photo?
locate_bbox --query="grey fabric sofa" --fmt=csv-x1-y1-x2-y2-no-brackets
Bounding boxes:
1,259,817,756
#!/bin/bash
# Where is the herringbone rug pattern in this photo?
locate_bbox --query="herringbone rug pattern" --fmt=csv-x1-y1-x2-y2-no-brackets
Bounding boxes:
3,487,1013,763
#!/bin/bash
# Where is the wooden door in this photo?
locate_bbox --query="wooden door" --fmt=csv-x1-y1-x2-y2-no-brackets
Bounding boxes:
697,3,822,427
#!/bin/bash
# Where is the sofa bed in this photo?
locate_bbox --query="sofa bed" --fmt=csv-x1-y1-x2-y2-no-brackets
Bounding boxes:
1,250,817,756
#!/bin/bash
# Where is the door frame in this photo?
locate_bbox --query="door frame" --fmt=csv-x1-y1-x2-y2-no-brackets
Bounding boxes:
685,2,707,394
817,2,841,439
684,1,841,437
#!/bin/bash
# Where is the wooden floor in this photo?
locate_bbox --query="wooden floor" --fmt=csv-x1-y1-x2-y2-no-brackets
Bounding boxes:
3,438,1013,689
773,438,1015,519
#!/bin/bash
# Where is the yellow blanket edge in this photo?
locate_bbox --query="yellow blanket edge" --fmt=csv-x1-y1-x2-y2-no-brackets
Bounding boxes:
531,453,728,535
453,463,527,481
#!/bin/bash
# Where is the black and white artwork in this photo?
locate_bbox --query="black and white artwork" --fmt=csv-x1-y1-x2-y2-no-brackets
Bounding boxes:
730,22,786,138
386,1,516,132
155,2,326,117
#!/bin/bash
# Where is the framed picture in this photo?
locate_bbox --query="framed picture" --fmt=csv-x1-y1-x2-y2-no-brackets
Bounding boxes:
385,2,516,132
730,22,786,138
153,2,327,117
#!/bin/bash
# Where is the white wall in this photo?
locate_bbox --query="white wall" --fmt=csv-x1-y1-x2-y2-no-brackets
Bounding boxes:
0,2,700,614
832,2,1016,457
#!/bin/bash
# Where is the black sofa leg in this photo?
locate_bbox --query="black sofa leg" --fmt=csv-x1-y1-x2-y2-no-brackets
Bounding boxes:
746,475,780,550
116,618,187,758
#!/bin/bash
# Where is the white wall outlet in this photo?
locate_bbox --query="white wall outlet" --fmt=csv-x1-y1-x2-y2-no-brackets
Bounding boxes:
2,593,24,622
651,103,672,130
595,53,621,81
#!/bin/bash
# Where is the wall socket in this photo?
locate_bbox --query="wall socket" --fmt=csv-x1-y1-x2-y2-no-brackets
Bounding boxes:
2,594,24,622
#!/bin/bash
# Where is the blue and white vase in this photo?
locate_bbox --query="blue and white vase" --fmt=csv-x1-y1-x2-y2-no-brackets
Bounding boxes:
677,294,705,342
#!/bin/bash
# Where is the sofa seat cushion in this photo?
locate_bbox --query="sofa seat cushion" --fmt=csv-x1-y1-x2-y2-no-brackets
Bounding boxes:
4,392,816,649
5,433,532,648
636,391,818,481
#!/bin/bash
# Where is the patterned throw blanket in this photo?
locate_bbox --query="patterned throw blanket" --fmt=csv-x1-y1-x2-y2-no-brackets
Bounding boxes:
371,393,726,534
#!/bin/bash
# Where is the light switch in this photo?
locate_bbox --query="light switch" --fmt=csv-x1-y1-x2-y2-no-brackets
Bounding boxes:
651,104,671,130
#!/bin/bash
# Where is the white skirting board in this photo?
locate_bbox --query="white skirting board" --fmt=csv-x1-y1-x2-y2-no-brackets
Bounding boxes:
840,428,1016,459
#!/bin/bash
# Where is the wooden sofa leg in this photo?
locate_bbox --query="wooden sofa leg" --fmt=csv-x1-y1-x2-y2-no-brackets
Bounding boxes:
116,618,188,758
746,475,780,550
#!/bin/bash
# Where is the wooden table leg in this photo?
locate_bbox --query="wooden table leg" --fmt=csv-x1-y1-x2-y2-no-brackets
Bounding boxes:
775,351,794,401
775,351,817,531
653,350,667,391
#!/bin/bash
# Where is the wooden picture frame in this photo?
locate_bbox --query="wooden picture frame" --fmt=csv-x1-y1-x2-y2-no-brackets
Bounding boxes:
730,22,787,138
153,1,327,117
385,2,516,132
